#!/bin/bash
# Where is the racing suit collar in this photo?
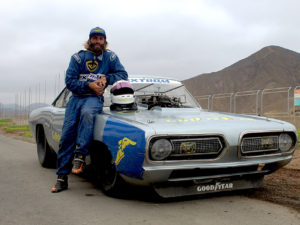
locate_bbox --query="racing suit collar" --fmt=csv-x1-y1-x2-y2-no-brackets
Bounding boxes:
97,54,103,61
86,50,103,61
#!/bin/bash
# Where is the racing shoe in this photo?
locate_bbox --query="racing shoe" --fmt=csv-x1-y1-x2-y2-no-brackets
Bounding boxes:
51,175,68,193
72,153,86,175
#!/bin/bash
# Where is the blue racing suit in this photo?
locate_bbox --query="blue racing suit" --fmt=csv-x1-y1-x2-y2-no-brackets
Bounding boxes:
56,50,128,175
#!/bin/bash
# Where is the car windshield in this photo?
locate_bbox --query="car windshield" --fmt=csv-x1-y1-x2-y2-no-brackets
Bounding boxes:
103,77,200,109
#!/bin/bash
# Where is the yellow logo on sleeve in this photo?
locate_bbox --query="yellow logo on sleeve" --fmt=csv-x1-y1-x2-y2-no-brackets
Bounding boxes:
115,137,136,165
86,60,98,72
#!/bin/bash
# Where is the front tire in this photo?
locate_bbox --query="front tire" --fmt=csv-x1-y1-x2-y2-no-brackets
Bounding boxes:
36,125,57,168
90,142,125,197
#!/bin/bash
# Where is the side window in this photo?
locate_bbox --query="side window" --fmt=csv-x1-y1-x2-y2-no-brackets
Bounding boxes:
62,90,71,108
53,88,71,108
53,88,110,108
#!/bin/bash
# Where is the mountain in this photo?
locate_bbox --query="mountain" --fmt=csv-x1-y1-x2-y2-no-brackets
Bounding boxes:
183,46,300,96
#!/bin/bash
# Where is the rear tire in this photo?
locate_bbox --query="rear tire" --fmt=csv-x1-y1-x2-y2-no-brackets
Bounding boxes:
90,141,126,197
36,125,57,168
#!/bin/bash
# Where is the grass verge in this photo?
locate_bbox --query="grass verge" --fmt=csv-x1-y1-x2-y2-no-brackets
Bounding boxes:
0,118,13,122
22,131,33,138
5,125,30,132
2,123,33,139
0,118,13,126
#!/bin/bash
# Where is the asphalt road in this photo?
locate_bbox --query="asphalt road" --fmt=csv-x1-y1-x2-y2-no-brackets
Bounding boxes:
0,134,299,225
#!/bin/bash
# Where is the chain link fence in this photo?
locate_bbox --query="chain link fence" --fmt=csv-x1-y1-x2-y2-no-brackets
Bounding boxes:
0,73,65,125
195,86,300,129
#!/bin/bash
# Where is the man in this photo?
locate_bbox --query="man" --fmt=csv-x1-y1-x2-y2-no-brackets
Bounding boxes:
51,27,128,193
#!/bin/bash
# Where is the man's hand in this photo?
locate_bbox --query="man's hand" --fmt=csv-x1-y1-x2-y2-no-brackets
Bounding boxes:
88,80,105,96
95,76,107,88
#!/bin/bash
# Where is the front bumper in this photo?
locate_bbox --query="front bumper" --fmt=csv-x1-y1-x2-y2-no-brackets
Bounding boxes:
121,155,292,198
139,155,292,183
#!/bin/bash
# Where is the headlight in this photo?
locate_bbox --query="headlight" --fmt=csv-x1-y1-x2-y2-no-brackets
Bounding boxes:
279,133,293,152
150,139,173,160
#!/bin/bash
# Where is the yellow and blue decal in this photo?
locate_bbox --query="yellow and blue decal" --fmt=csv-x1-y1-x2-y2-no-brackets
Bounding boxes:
51,131,61,142
115,137,136,165
86,60,99,72
102,117,146,179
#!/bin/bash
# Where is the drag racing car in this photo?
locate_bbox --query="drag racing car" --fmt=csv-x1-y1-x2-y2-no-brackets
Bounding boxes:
29,76,297,197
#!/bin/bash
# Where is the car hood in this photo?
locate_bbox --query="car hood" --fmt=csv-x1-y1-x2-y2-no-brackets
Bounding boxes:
106,107,295,137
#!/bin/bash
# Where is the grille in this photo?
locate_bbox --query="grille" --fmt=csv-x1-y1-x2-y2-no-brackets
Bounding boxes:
241,136,279,155
168,137,223,160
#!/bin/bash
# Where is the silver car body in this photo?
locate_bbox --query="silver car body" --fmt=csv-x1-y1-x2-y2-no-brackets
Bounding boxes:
29,75,297,197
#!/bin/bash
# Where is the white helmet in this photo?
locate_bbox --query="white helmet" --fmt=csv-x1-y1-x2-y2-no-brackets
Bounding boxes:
110,80,136,111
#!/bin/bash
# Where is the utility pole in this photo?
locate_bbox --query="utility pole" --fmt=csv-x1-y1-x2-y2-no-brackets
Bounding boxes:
54,76,56,99
44,80,46,104
28,88,31,118
58,73,60,94
15,94,17,120
39,82,40,104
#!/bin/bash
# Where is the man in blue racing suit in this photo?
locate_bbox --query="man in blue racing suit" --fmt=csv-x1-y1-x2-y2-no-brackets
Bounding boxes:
51,27,128,193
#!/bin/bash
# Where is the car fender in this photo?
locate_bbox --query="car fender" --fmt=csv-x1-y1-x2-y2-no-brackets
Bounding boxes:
95,115,146,180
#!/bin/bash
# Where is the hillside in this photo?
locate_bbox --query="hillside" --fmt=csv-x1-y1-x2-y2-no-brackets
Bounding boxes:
183,46,300,96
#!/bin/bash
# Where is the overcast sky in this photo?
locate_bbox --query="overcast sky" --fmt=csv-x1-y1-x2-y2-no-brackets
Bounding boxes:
1,0,300,105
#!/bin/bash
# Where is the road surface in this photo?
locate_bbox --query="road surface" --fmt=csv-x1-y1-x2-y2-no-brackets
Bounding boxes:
0,134,299,225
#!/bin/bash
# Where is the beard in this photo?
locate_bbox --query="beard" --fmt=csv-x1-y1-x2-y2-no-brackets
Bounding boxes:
89,42,105,54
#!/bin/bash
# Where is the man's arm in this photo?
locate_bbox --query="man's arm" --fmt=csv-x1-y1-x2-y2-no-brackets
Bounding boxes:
105,53,128,85
65,56,91,95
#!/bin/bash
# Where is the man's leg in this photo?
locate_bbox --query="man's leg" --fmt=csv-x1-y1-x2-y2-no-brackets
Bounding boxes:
52,96,82,193
72,96,103,174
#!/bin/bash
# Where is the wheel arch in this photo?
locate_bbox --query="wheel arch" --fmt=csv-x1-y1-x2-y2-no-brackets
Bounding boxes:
89,140,113,166
90,140,111,154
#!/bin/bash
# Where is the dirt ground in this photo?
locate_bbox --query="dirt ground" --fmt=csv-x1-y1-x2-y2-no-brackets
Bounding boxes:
246,149,300,212
1,130,300,212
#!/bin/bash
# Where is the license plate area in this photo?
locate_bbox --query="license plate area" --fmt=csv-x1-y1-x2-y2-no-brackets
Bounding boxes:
153,175,264,198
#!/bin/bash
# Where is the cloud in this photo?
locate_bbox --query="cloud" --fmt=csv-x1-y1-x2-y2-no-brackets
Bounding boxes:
0,0,300,104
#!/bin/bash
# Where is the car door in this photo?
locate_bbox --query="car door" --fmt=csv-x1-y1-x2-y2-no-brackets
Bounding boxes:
48,88,71,151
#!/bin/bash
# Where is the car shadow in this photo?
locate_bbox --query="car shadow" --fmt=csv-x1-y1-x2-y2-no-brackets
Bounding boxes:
82,167,255,203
